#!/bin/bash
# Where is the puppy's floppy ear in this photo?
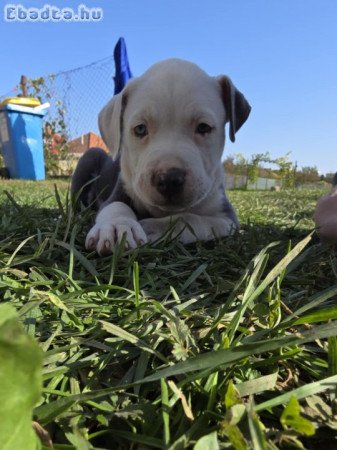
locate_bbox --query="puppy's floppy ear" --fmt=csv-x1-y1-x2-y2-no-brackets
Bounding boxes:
98,90,127,158
218,76,251,143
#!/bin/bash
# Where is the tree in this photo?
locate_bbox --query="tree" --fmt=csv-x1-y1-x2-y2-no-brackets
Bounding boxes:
233,153,248,177
274,153,296,188
296,166,320,185
247,152,271,185
19,75,70,175
321,172,336,184
223,155,235,174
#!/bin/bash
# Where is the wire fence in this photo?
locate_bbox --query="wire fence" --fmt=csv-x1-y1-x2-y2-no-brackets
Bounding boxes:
224,174,279,190
0,55,116,142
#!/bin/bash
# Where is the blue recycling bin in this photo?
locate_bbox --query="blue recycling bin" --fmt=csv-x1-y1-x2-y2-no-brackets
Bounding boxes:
0,101,47,180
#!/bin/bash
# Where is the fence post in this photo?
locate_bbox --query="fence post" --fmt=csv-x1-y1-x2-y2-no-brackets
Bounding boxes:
20,75,28,97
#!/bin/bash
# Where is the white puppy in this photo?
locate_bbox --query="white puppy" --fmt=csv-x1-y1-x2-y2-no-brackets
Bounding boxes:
71,59,251,254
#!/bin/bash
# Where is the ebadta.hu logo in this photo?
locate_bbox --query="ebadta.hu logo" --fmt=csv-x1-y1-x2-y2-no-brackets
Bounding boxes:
4,4,103,22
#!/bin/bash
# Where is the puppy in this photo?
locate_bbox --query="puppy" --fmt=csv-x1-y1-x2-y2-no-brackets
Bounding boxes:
314,173,337,243
71,59,251,255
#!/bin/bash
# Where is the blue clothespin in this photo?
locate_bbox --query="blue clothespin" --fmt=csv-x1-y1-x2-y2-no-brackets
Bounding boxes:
113,37,133,95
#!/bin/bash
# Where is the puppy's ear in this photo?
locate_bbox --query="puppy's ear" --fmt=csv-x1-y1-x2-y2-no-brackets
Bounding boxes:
218,76,251,143
98,91,127,158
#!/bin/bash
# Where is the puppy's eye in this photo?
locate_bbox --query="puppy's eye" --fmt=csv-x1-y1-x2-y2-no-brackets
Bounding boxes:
134,124,148,138
196,123,213,135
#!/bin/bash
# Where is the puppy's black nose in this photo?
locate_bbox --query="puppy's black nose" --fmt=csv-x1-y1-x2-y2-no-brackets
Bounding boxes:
152,168,186,199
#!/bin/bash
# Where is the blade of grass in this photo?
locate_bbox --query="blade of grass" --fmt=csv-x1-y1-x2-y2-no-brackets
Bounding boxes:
255,373,337,412
133,261,140,319
99,320,168,363
247,400,268,450
161,378,170,447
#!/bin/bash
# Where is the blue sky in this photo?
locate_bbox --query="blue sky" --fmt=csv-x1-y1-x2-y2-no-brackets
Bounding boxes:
1,0,336,175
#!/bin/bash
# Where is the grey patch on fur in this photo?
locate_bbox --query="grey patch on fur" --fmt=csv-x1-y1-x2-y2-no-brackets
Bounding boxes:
71,148,120,210
98,173,152,219
71,147,152,219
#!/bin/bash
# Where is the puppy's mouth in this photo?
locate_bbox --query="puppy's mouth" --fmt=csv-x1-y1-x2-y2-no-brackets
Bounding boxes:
135,184,212,214
156,191,209,212
136,193,190,213
134,167,217,214
155,203,192,213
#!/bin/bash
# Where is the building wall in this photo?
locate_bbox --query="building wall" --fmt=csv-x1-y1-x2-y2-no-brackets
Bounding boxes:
68,132,108,155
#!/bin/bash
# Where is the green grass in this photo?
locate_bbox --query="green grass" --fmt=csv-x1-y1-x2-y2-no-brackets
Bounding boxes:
1,179,337,450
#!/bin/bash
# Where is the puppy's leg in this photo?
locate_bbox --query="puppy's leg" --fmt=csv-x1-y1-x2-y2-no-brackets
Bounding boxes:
71,148,118,209
86,202,148,255
140,213,238,244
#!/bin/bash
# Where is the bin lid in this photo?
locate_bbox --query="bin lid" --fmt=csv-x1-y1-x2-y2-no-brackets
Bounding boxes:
0,102,48,116
0,97,41,108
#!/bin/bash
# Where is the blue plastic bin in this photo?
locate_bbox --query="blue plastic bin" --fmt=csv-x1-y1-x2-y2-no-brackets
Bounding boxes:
0,103,47,180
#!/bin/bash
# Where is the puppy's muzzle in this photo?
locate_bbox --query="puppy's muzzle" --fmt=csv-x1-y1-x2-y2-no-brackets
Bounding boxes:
151,167,186,201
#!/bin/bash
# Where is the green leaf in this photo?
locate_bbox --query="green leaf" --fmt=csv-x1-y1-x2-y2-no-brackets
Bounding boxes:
225,425,248,450
225,380,242,409
193,431,219,450
235,372,278,397
65,428,93,449
224,404,246,427
161,378,170,446
292,306,337,326
181,262,208,291
280,396,315,436
328,336,337,377
0,304,43,450
255,373,337,412
247,402,268,450
100,320,167,363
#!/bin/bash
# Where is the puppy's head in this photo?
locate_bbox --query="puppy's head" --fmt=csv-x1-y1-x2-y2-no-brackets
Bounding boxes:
99,59,251,214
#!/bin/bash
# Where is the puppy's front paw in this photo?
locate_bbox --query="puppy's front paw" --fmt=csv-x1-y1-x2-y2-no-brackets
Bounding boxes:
85,219,148,255
139,218,167,243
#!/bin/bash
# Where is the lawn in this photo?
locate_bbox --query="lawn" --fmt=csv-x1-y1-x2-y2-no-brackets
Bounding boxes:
1,179,337,450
